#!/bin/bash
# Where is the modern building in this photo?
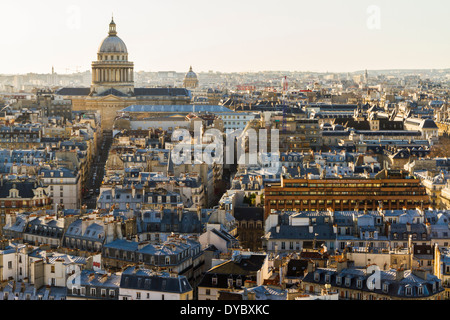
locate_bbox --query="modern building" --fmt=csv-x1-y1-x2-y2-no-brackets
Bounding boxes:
264,169,430,218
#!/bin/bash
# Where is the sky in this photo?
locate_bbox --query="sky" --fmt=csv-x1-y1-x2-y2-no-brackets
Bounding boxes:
1,0,450,74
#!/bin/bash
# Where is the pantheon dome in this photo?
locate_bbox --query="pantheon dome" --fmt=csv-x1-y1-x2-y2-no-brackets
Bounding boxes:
91,18,134,96
98,18,128,54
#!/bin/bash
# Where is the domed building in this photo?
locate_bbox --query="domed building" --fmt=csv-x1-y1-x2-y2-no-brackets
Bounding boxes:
91,18,134,96
183,66,199,89
56,18,192,128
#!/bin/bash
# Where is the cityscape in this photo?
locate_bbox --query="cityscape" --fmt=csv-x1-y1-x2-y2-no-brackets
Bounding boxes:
1,1,450,309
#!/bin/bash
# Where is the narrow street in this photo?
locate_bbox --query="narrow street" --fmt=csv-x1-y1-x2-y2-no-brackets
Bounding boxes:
82,130,113,209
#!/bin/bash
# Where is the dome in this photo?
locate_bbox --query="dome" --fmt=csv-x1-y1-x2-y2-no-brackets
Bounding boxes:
185,66,197,79
98,18,128,54
99,36,128,53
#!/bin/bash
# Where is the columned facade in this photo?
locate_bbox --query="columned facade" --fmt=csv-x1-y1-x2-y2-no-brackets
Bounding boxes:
56,18,192,129
90,18,134,96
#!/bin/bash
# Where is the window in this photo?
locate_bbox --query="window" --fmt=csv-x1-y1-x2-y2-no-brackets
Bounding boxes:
212,276,218,285
314,272,320,282
51,265,55,273
345,277,351,287
136,292,141,300
357,279,362,289
418,286,423,296
405,286,412,296
336,276,342,285
109,290,115,298
90,288,96,296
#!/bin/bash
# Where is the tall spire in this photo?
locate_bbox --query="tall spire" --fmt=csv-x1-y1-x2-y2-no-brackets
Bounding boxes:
109,16,117,36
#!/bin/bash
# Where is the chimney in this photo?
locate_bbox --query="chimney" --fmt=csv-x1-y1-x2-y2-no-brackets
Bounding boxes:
337,259,348,273
406,223,411,233
307,260,315,273
196,206,201,222
396,268,405,281
412,269,429,280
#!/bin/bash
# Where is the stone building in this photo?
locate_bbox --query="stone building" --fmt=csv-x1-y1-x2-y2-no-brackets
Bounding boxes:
302,261,445,300
55,18,191,128
183,66,199,89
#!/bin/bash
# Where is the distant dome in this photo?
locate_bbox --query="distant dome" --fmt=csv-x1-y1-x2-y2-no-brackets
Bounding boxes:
98,18,128,54
185,66,197,79
183,66,199,89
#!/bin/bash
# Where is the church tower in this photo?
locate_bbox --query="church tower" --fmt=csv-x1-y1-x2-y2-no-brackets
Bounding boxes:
90,18,134,96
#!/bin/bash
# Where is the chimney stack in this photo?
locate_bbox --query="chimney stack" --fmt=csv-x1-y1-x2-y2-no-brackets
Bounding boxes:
396,268,405,281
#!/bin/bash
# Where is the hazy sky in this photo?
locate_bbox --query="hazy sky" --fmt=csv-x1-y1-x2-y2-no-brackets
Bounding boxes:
1,0,450,74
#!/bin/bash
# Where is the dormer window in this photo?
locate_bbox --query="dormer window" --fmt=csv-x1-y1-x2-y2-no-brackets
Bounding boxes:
357,279,363,289
325,274,330,283
314,272,320,282
336,276,342,285
345,277,351,287
227,277,233,288
212,275,218,285
383,283,389,293
405,285,412,296
417,285,423,296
